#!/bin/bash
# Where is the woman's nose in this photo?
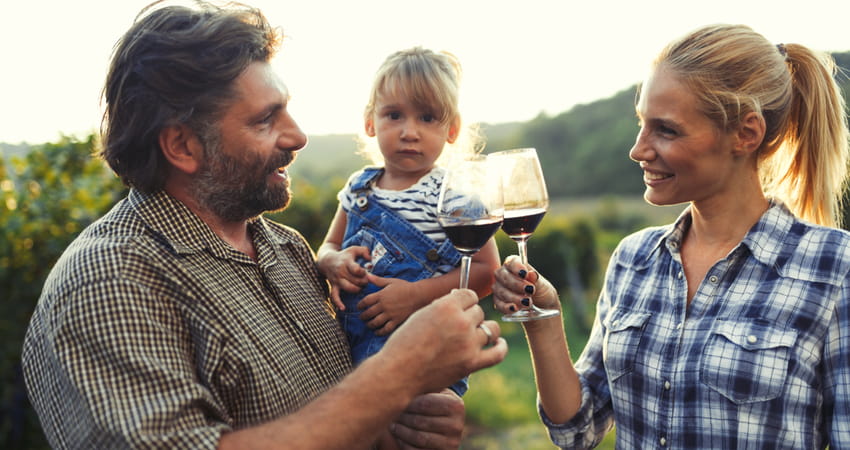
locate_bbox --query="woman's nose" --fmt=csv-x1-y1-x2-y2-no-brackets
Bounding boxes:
629,129,652,162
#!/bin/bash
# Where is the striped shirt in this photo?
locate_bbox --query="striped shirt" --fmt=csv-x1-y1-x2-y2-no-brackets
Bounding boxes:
22,189,352,449
543,200,850,449
339,166,448,245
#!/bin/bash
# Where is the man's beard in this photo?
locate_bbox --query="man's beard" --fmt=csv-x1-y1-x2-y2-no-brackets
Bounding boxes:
189,133,293,222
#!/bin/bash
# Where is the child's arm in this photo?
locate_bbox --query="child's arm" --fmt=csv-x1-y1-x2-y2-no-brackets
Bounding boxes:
316,205,371,310
358,237,501,335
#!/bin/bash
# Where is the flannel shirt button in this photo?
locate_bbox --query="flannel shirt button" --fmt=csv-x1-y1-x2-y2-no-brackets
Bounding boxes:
664,380,671,390
659,436,667,446
709,275,719,283
747,335,758,344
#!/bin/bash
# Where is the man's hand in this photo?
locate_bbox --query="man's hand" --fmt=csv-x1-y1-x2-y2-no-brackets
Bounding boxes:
381,289,507,395
391,390,465,449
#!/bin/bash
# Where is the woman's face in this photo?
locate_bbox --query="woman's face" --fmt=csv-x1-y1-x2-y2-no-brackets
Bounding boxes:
629,66,738,207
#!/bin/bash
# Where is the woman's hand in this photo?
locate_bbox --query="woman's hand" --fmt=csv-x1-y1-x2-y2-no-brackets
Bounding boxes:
491,255,561,316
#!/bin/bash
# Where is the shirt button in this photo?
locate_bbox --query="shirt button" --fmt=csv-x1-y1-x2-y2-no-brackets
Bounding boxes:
676,322,682,330
747,335,758,344
664,380,671,390
660,436,667,446
677,271,683,280
709,275,719,283
612,320,619,328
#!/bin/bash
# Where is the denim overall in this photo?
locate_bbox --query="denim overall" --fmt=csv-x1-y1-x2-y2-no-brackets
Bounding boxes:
340,168,468,396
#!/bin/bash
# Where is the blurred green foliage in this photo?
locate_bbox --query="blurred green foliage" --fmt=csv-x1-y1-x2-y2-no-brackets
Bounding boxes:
0,136,126,448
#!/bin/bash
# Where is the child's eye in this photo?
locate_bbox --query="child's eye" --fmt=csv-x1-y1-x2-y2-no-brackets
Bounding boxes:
387,111,401,120
421,114,435,123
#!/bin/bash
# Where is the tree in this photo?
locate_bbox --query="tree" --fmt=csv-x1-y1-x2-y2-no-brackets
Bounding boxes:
0,135,126,448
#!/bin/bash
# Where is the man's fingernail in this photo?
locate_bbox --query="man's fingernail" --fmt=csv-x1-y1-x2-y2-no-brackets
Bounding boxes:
521,298,530,306
509,305,516,312
524,285,534,294
518,269,527,279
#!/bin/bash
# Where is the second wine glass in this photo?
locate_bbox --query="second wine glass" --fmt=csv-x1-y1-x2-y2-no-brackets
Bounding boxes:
437,156,504,289
488,148,561,321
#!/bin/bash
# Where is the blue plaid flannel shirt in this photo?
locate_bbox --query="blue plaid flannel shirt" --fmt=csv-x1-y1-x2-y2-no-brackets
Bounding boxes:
543,200,850,449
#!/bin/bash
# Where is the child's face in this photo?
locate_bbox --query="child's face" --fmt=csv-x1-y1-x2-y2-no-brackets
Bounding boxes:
367,91,457,180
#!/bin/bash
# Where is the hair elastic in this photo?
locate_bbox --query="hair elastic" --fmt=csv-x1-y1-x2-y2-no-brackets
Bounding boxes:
776,43,787,58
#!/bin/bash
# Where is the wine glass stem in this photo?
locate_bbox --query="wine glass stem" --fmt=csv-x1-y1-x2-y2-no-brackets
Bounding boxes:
459,255,471,289
516,238,529,265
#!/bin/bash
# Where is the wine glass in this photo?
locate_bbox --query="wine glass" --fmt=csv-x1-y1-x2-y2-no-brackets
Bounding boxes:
437,156,504,289
488,148,560,321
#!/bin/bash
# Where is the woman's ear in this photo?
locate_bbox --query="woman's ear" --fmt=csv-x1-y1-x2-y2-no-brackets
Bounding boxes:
159,124,203,174
734,111,766,156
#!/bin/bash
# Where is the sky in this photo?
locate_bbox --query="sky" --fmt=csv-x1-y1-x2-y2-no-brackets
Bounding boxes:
2,0,850,144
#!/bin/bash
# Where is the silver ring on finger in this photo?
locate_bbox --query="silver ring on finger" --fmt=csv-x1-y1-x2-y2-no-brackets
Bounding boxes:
478,323,495,347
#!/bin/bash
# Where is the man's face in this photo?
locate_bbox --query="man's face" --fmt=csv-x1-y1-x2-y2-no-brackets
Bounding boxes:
189,62,307,222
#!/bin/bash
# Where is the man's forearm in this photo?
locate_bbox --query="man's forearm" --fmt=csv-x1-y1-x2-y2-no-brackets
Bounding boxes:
218,346,420,449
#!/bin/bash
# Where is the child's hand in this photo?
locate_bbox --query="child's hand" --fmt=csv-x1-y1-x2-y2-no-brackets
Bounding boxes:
357,273,422,336
317,246,371,310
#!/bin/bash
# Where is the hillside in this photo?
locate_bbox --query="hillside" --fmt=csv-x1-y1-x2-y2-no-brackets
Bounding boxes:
4,51,849,199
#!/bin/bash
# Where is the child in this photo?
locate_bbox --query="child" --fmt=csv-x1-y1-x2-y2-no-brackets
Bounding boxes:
317,47,499,401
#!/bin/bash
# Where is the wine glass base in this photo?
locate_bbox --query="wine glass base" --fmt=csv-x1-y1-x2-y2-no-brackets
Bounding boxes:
501,306,561,322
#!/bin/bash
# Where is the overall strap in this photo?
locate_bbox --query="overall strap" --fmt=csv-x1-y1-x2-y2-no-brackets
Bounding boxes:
349,167,384,192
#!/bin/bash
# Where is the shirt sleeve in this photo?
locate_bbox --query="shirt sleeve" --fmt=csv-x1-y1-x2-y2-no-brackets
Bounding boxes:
824,275,850,446
23,278,229,449
540,251,619,449
337,169,364,213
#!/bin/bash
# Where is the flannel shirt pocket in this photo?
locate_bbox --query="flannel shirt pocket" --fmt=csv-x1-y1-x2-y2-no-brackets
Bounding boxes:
700,319,797,404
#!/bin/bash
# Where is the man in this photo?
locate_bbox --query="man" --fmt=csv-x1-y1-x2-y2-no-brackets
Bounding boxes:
21,1,506,448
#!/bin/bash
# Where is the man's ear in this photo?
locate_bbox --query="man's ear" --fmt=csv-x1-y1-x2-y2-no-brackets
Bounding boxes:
733,111,766,156
159,124,203,174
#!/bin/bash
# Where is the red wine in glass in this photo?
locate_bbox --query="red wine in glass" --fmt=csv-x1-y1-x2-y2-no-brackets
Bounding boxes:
441,218,503,255
488,148,560,322
437,156,504,289
501,207,546,239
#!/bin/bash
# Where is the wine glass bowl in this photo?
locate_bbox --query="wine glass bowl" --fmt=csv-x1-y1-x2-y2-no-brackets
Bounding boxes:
437,156,504,289
488,148,561,322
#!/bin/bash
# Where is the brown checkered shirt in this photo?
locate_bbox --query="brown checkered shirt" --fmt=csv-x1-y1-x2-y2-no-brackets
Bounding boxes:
22,189,353,449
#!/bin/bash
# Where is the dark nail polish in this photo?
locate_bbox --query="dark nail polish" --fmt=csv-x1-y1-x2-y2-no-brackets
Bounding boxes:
521,298,530,306
509,305,517,312
524,285,534,294
518,269,527,279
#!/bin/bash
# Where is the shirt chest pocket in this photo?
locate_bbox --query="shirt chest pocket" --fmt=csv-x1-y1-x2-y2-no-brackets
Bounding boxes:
603,310,652,382
700,320,797,404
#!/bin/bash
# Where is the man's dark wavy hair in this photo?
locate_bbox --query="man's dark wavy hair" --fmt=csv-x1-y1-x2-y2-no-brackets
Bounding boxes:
99,0,281,192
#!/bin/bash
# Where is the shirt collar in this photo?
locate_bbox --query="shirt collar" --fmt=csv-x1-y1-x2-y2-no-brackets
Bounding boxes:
127,189,296,260
657,199,797,267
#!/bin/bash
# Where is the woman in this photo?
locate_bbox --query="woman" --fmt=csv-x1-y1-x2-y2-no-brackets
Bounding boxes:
493,24,850,448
